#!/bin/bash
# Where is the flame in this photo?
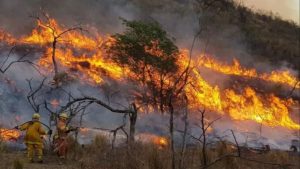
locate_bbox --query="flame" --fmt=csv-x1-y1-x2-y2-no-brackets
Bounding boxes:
222,87,298,129
50,99,60,109
0,29,16,44
197,55,300,88
21,18,100,50
186,67,299,130
153,136,168,148
0,16,299,130
138,133,169,148
0,128,21,141
38,48,125,84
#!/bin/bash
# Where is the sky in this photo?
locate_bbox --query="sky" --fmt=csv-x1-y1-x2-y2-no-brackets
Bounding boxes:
242,0,299,24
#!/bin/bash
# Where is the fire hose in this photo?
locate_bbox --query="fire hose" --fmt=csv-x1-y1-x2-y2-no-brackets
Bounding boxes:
16,121,53,135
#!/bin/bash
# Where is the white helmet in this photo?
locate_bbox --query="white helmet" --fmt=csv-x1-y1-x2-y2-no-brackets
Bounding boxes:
32,113,40,119
59,112,68,119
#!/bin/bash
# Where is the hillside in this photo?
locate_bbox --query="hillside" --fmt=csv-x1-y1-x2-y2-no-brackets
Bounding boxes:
0,0,300,169
196,0,299,73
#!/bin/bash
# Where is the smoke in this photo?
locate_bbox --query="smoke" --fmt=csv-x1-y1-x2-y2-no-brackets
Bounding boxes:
0,0,299,149
241,0,299,25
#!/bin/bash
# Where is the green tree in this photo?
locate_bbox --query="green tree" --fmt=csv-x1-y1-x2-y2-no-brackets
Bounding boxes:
108,19,181,113
108,20,190,169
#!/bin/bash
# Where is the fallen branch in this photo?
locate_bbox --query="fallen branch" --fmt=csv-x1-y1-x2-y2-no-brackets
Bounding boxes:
59,96,134,114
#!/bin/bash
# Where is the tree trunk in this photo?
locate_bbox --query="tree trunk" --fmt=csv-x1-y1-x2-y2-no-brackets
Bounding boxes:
52,38,58,76
129,103,137,143
201,111,207,166
179,96,188,169
169,100,175,169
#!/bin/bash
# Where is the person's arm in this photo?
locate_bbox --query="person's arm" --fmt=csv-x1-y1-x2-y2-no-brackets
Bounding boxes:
18,123,29,131
66,126,78,133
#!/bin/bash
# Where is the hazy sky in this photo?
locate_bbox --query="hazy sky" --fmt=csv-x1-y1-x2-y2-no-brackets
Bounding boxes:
242,0,299,24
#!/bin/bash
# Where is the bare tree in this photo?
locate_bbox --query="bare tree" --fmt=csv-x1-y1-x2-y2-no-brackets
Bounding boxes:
30,12,84,85
286,80,299,98
129,103,138,143
51,96,137,144
26,77,47,113
80,112,128,149
0,46,41,74
179,95,189,169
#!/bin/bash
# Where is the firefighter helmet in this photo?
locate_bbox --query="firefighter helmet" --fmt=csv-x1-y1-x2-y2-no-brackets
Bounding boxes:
59,112,68,119
32,113,40,119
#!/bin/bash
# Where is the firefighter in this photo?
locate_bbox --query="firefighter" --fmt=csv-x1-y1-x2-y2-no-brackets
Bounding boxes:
15,113,47,163
53,112,77,160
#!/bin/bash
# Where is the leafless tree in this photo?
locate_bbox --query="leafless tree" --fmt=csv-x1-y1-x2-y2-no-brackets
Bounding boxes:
286,80,299,99
179,94,189,169
0,46,41,74
30,12,84,85
26,77,47,113
190,109,221,166
52,96,137,144
86,117,128,150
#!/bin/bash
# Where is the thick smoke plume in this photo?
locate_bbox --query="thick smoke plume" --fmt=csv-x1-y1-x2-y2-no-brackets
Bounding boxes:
0,0,299,149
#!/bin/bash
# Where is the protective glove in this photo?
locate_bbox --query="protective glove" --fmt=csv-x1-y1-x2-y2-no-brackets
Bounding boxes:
67,126,78,133
47,129,52,135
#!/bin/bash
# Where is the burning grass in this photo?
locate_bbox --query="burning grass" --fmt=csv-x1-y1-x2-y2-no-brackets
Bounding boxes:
0,16,299,130
0,2,299,169
197,55,300,89
0,128,21,142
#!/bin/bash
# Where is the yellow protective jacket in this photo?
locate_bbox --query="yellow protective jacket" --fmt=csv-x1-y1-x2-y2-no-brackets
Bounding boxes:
19,121,46,145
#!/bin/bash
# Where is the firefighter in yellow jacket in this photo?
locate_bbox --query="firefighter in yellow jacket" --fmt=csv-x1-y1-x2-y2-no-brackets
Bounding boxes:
53,112,77,159
15,113,46,163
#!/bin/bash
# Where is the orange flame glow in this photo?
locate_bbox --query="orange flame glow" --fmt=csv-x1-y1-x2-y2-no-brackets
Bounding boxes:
0,29,16,44
138,133,169,148
197,55,299,89
187,67,299,130
0,17,299,130
0,128,21,141
50,99,60,109
153,136,168,148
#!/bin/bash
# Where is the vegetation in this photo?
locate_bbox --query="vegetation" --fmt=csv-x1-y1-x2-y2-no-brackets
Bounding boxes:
0,0,299,169
109,19,179,75
108,19,183,113
13,159,23,169
109,19,191,169
196,0,299,72
0,136,299,169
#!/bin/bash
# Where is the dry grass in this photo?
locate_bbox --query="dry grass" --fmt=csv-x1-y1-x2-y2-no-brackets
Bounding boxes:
0,135,299,169
70,136,300,169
